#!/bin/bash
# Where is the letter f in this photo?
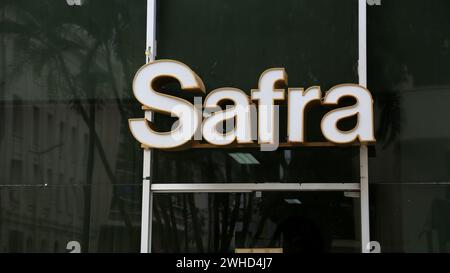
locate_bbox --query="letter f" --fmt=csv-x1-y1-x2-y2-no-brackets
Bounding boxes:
251,68,287,144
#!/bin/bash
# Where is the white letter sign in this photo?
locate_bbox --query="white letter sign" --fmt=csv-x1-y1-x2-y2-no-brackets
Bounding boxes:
129,59,375,150
129,60,205,149
321,84,375,144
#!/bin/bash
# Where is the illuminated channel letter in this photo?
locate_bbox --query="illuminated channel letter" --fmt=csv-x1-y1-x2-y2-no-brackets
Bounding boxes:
251,68,287,144
129,60,205,149
288,86,322,143
321,84,375,144
202,88,253,146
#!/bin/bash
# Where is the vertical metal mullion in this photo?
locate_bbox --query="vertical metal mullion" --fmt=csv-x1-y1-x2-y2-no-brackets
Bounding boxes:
140,153,151,253
140,0,157,253
358,0,371,253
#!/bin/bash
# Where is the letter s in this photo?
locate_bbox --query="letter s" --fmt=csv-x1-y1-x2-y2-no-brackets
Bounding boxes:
129,60,205,149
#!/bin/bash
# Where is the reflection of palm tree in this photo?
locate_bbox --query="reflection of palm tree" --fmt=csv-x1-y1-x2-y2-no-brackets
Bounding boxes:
0,0,143,251
374,91,402,148
370,65,408,148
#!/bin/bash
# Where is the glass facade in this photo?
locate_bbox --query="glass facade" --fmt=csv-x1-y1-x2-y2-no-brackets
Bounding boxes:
0,0,449,253
0,0,145,252
368,0,450,252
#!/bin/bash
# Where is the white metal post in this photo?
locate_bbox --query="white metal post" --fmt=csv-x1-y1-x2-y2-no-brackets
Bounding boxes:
150,183,361,192
140,0,157,253
358,0,371,253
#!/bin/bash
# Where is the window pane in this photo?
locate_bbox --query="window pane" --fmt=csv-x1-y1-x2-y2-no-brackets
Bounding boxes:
152,192,360,253
153,0,360,183
368,0,450,252
0,185,141,253
0,0,145,186
0,0,146,252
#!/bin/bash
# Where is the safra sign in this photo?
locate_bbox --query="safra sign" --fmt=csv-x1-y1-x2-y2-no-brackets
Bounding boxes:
129,60,375,150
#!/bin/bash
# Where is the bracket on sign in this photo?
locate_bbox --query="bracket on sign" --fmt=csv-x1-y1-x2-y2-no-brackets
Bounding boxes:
145,46,152,63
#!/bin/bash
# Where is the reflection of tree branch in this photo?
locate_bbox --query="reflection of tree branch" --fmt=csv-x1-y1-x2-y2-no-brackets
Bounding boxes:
223,193,241,251
158,195,174,250
182,194,189,252
240,194,253,246
104,43,127,118
83,100,95,251
213,195,220,252
111,25,133,95
80,39,100,252
220,194,229,252
57,54,136,249
188,194,204,253
168,196,180,252
207,194,213,250
152,198,164,252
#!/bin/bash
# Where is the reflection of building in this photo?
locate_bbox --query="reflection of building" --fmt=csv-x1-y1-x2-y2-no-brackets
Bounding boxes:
0,5,142,252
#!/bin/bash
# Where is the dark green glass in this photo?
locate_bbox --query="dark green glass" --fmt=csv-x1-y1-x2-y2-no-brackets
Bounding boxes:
0,0,146,252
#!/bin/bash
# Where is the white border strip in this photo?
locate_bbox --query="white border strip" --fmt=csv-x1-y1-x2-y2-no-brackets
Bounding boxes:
146,0,157,62
151,183,360,192
140,0,157,254
359,0,371,253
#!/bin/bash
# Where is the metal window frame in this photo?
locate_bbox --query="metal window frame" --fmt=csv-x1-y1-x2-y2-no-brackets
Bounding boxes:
358,0,371,253
140,0,370,253
140,0,156,253
151,183,360,192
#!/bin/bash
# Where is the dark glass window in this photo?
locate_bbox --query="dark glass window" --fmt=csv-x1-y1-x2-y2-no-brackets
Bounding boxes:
152,0,360,184
152,192,360,253
0,0,146,252
368,0,450,252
